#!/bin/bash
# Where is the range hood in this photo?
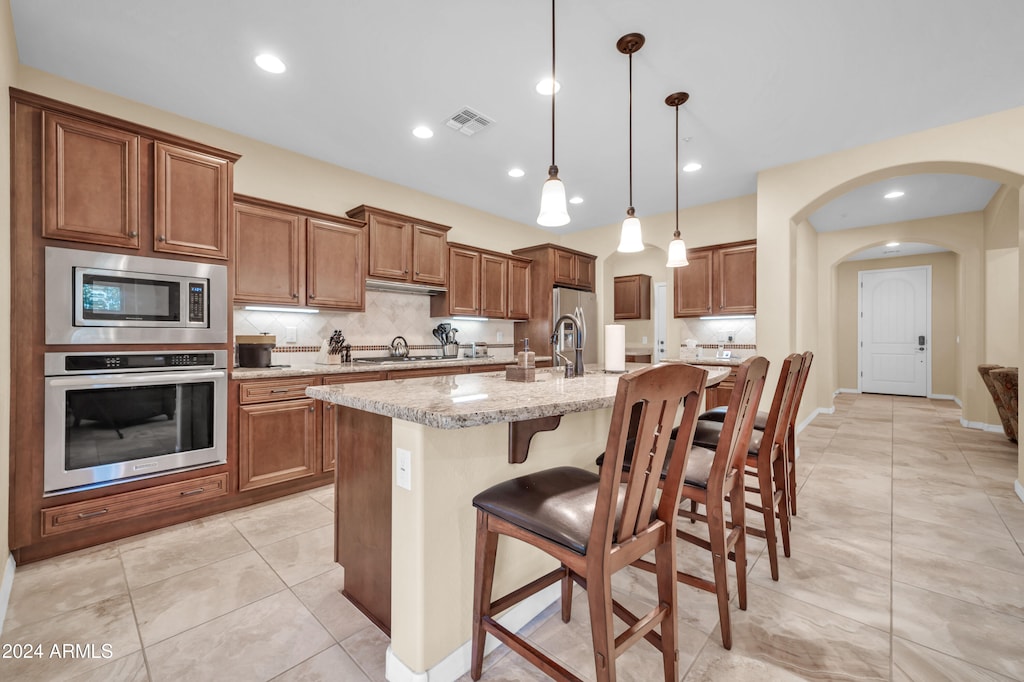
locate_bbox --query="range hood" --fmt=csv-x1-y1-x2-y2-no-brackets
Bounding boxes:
365,279,447,296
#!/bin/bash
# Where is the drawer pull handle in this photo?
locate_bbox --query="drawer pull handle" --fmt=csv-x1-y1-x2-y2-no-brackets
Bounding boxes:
309,405,315,412
270,388,290,394
77,508,108,520
179,487,205,497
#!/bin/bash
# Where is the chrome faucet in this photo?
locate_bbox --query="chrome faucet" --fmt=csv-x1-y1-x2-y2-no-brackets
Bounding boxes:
551,313,585,378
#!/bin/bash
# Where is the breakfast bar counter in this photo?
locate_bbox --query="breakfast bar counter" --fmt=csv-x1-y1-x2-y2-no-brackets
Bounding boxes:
307,364,728,680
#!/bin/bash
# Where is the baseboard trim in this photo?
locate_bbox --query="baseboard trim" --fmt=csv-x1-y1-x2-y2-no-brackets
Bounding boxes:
798,406,833,433
0,553,15,637
1015,480,1024,505
959,418,1005,434
834,387,860,395
928,393,958,402
385,582,560,681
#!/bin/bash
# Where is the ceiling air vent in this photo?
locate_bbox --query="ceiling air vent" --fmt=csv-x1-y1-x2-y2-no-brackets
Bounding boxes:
446,107,494,136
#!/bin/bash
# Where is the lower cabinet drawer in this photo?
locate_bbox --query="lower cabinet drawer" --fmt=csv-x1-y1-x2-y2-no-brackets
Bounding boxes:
41,473,228,537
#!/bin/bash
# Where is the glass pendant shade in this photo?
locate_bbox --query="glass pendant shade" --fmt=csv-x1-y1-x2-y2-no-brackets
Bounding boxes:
537,170,570,227
617,214,644,253
666,236,689,267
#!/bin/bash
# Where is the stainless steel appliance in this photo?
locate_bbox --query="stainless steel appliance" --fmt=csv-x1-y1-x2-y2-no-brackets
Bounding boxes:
552,287,598,366
43,350,228,495
45,246,228,344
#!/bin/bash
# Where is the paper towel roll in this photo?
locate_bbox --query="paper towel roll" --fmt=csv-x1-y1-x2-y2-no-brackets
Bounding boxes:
605,325,626,372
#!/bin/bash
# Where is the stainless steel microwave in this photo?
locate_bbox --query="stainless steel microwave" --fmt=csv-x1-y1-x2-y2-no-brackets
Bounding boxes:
45,246,228,345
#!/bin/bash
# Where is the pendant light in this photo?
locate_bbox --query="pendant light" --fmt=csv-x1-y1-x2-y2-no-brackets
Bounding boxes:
665,91,690,267
616,33,645,253
536,0,570,227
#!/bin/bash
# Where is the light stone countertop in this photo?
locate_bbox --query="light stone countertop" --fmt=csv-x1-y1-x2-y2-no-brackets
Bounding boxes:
306,364,731,429
230,355,549,380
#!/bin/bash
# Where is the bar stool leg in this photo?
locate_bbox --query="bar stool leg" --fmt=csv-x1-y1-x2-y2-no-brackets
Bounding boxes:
471,511,499,680
586,570,616,682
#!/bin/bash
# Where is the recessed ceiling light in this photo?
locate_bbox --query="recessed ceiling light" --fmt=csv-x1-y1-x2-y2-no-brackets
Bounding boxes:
568,196,584,205
535,78,561,95
682,162,702,172
884,190,905,199
886,241,900,247
412,126,434,139
507,168,525,178
254,53,286,74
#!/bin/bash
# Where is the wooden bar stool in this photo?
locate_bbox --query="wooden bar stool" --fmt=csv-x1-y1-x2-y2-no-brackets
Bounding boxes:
691,353,804,581
699,351,813,516
595,356,769,650
470,363,708,682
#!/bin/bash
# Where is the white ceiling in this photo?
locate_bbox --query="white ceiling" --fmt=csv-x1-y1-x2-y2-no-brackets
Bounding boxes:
10,0,1024,238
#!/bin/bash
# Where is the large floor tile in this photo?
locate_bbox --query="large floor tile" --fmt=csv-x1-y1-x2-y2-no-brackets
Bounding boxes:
118,514,252,589
65,651,148,682
989,493,1024,543
291,567,377,643
892,479,1004,530
307,485,335,512
257,524,336,586
792,515,892,578
892,514,1024,575
228,494,334,548
0,595,141,682
892,637,1015,681
340,624,391,682
749,553,891,632
893,544,1024,619
271,644,370,682
893,582,1024,679
132,550,285,645
145,591,334,682
3,544,127,631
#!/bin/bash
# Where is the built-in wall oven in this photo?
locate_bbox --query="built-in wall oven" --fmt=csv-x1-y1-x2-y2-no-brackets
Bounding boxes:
45,246,228,345
43,350,228,495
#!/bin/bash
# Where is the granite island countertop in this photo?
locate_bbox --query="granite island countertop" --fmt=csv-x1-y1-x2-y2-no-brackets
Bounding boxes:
306,364,731,429
230,355,550,380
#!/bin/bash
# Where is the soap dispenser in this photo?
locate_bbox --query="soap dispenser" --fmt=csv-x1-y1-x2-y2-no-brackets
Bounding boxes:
517,339,536,368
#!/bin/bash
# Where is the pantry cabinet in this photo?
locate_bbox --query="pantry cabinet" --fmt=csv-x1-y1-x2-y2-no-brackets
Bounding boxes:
674,240,756,317
346,205,450,287
234,196,366,311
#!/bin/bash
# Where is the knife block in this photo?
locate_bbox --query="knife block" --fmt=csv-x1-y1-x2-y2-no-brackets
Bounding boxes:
316,340,342,365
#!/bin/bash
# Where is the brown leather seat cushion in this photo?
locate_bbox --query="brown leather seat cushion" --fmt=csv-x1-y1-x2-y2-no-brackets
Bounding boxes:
698,406,769,431
595,442,717,489
472,466,618,556
691,419,763,456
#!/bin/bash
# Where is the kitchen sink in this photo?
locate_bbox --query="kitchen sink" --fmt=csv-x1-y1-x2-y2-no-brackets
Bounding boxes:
355,355,463,364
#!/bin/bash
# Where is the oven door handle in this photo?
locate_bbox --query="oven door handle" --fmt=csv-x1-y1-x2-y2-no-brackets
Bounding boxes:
46,369,227,388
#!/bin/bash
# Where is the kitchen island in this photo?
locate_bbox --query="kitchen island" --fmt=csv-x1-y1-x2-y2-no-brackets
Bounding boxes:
307,363,729,680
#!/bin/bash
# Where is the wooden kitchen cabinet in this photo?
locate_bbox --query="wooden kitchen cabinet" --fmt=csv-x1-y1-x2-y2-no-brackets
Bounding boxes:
234,196,366,311
42,111,141,249
549,246,595,290
674,240,756,317
154,142,232,260
431,244,530,319
703,366,738,410
614,274,651,320
39,98,238,256
347,205,450,286
238,377,319,491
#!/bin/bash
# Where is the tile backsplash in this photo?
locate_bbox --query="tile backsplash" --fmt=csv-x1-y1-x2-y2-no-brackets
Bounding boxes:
676,317,757,359
233,290,517,363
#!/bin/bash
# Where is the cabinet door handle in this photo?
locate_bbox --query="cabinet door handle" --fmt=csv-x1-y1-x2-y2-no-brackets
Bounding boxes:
77,508,108,520
158,235,166,242
325,404,333,410
415,271,420,275
308,294,316,299
179,487,205,497
404,269,409,274
128,231,138,238
309,405,315,412
292,293,299,298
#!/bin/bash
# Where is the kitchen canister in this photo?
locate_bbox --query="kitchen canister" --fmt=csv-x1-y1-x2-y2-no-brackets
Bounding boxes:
604,325,626,373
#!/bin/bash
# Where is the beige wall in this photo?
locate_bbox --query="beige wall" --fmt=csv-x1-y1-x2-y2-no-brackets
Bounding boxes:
1,0,17,593
835,251,958,395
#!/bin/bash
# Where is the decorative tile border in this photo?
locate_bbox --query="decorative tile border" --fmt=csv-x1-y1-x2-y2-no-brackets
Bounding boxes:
269,343,518,353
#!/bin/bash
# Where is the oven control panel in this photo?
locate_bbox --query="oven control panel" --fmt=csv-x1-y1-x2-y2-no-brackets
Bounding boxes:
45,350,228,375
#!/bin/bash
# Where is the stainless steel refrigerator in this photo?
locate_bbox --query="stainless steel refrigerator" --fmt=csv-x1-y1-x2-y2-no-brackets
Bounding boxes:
552,287,598,366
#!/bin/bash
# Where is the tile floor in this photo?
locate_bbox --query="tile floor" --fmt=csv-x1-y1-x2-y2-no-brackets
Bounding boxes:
2,393,1022,681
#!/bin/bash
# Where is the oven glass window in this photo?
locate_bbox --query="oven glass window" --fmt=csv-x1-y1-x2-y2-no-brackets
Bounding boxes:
63,382,215,470
81,274,180,322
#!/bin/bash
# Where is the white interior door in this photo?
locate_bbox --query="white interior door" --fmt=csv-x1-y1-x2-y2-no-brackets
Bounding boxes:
859,266,930,396
654,283,667,362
